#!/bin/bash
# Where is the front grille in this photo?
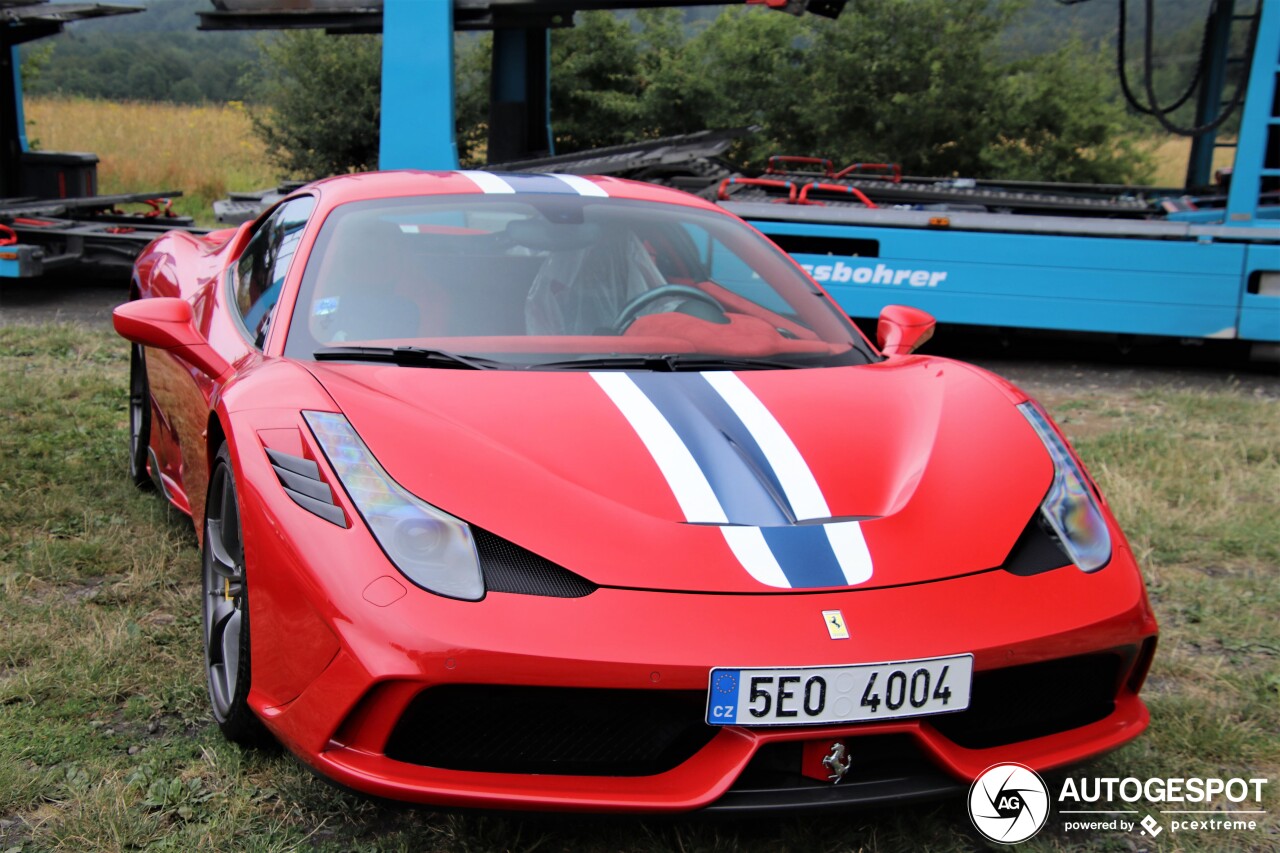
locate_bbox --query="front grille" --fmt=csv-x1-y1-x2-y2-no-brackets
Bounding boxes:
709,735,962,813
733,735,941,791
929,653,1124,749
472,527,597,598
384,685,715,775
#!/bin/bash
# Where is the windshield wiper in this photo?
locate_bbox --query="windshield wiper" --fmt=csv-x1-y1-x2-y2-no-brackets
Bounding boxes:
312,346,502,370
531,354,809,372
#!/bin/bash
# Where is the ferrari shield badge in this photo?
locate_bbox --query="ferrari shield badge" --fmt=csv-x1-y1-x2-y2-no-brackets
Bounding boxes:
822,609,849,640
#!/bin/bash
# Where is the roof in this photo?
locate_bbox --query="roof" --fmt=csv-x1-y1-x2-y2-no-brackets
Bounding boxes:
300,169,721,212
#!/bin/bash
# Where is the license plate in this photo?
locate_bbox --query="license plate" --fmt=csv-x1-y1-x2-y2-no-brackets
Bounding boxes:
706,654,973,726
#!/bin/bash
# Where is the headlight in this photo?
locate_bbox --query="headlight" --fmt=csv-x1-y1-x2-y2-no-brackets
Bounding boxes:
304,411,484,600
1018,402,1111,572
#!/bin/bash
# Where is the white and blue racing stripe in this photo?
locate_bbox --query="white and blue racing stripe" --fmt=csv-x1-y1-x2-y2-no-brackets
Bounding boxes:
593,371,873,589
628,372,792,527
592,372,791,588
702,371,873,586
548,173,609,197
700,371,829,518
456,170,517,194
458,170,608,197
590,371,725,524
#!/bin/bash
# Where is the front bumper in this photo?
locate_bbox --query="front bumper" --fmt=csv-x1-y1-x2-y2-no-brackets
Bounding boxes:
311,652,1151,813
228,411,1158,812
246,543,1156,813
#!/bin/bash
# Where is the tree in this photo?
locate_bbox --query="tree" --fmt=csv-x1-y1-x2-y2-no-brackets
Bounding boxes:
549,11,647,152
985,42,1154,184
250,31,497,175
645,8,811,162
247,31,383,177
796,0,1013,176
245,4,1152,184
648,0,1151,183
455,33,493,165
23,30,258,104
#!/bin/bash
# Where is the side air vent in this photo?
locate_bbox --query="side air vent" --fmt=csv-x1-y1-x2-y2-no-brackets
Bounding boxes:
265,448,348,528
471,527,597,598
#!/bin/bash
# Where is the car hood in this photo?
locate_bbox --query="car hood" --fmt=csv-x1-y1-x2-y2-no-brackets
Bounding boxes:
304,357,1052,593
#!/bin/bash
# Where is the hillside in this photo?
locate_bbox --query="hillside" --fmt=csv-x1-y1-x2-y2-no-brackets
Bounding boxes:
1003,0,1216,55
22,0,257,103
20,0,1223,104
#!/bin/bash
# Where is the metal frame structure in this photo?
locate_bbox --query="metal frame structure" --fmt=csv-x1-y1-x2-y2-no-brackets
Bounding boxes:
0,0,199,279
734,0,1278,345
204,0,1279,346
199,0,840,170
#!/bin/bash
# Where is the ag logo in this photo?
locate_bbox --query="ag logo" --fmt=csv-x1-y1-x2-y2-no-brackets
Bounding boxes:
968,763,1050,844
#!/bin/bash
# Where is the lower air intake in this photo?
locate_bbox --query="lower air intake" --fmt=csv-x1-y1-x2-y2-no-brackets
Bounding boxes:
928,652,1124,749
384,685,715,775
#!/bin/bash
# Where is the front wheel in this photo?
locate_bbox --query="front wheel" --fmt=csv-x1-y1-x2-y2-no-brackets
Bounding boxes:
202,444,269,745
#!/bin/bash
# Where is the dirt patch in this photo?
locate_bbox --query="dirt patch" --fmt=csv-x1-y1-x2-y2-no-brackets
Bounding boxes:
0,274,127,328
977,357,1278,401
0,815,31,851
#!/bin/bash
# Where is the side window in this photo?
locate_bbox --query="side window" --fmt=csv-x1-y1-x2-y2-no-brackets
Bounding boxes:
235,195,316,347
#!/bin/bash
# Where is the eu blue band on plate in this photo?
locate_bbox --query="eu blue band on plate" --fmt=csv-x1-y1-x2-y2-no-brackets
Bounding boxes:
709,669,741,724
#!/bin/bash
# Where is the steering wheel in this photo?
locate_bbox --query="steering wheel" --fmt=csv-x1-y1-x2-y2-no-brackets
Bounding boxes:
612,285,726,334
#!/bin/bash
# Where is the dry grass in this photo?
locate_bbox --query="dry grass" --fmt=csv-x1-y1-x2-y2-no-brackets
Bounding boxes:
1142,135,1237,188
17,97,1238,217
23,97,281,223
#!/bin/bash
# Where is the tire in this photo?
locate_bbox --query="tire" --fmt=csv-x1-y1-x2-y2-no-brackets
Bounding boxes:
128,344,153,488
202,444,269,746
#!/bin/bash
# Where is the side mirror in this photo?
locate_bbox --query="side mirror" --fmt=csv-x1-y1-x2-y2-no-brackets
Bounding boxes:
876,304,936,356
113,298,230,378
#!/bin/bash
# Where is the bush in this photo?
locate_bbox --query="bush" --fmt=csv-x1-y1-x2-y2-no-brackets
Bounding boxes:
652,0,1152,182
248,31,382,178
248,4,1152,184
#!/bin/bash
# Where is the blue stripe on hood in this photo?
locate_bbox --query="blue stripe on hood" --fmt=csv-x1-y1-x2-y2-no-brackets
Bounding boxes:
627,371,851,589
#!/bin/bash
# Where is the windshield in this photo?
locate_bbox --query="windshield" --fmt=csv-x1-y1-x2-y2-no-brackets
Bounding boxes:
284,194,872,369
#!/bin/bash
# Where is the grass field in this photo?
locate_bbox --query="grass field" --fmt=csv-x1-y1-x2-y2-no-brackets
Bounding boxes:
0,324,1275,852
20,96,1227,224
1142,136,1237,188
23,98,282,225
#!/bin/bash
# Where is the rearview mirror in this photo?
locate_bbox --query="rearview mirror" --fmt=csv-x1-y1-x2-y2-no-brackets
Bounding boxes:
113,298,230,378
876,304,936,356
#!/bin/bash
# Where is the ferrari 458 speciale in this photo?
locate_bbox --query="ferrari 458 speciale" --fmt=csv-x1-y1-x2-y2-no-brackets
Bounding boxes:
114,170,1157,812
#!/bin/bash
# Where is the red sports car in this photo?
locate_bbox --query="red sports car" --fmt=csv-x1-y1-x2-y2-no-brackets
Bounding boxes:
114,171,1157,812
